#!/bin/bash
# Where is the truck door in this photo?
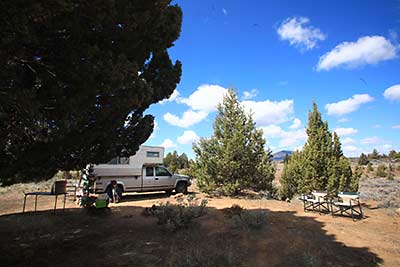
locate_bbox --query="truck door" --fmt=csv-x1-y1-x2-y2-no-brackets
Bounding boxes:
155,166,174,188
142,166,155,189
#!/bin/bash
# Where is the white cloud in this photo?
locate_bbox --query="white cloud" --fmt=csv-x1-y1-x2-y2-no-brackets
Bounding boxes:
177,130,200,145
164,84,228,128
160,138,177,149
289,118,302,129
277,16,326,50
163,110,208,128
241,89,258,100
342,137,355,145
334,127,358,136
222,8,228,15
159,89,180,104
178,84,228,112
261,125,284,138
383,84,400,101
278,129,307,148
325,94,374,116
242,99,294,126
373,124,381,128
317,35,397,71
261,125,307,149
338,118,349,123
361,136,382,145
393,125,400,129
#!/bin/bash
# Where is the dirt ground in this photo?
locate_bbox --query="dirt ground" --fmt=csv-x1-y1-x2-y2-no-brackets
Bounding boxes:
0,185,399,267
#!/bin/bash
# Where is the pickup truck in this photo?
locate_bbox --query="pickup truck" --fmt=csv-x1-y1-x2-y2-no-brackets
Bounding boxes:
91,146,191,197
93,164,191,195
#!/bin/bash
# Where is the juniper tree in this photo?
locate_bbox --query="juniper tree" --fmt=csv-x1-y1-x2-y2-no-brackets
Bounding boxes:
279,101,357,199
0,0,182,185
358,153,369,165
192,89,275,196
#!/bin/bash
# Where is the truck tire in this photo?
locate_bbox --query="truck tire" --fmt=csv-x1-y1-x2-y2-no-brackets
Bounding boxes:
175,182,188,194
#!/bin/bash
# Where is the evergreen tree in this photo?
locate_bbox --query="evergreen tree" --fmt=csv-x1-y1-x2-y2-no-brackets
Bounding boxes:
279,101,357,199
350,165,362,192
178,153,189,169
358,153,369,165
0,0,182,185
192,90,275,196
369,149,380,160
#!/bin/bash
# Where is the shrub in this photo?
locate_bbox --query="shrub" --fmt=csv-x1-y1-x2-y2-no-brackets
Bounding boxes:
231,209,267,231
151,198,207,231
367,163,374,172
303,252,320,267
387,173,395,180
375,164,387,177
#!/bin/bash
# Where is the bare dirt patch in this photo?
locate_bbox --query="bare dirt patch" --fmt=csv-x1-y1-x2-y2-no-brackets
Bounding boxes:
0,185,399,267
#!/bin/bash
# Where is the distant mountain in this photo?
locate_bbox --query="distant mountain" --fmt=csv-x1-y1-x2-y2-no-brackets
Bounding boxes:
272,150,292,161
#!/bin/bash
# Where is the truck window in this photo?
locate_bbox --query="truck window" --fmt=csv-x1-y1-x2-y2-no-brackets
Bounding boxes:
146,151,160,158
145,167,154,176
155,166,171,176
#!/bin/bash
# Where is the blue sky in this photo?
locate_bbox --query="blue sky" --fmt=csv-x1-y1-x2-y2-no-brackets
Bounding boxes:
144,0,400,158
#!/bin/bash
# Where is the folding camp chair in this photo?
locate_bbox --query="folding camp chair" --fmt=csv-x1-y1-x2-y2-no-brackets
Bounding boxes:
311,191,330,214
330,192,363,220
22,181,67,214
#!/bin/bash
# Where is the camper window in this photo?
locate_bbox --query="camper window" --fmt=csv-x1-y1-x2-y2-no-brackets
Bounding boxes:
147,151,160,158
108,156,130,165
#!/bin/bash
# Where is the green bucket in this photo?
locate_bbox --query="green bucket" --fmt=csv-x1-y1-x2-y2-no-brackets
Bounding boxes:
95,199,108,209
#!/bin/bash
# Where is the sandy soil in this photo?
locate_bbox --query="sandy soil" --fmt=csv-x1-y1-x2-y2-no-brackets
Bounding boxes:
0,185,399,267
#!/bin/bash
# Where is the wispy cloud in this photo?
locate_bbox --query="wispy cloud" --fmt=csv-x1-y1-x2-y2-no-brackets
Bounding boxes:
241,89,258,100
277,81,289,86
317,36,397,71
222,8,228,15
277,16,326,51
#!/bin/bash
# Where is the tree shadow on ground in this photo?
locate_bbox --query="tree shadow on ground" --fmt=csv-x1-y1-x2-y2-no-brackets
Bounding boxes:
0,203,383,267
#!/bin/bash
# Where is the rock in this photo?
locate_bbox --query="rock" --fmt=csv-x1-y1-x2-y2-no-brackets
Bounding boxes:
396,208,400,216
174,193,184,199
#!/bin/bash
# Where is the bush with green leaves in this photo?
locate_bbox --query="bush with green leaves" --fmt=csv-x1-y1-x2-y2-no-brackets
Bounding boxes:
375,164,387,178
358,153,369,165
367,163,374,172
152,198,207,231
231,209,267,231
191,90,275,196
387,173,395,180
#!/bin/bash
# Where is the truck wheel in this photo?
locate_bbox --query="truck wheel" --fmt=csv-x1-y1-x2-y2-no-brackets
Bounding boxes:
175,182,188,194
